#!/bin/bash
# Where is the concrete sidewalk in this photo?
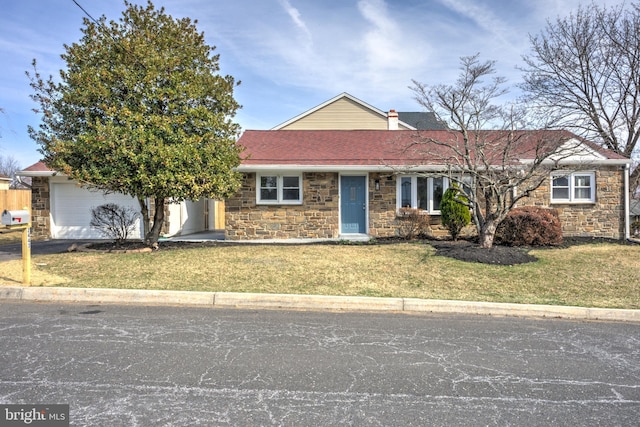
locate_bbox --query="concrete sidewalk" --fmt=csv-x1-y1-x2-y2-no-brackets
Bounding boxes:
1,286,639,322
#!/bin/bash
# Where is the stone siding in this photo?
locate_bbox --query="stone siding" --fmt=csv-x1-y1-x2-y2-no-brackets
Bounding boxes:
517,167,626,239
225,172,339,240
367,173,398,237
30,177,51,239
226,168,626,240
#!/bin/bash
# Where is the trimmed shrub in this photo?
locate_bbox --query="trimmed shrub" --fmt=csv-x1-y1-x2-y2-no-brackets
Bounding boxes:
396,207,431,240
440,185,471,241
496,207,563,246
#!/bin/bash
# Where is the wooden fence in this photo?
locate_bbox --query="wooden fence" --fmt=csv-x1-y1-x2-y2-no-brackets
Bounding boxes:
0,190,32,213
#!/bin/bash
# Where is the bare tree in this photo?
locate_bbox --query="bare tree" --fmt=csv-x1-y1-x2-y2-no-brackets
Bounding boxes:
90,203,140,243
520,2,640,191
410,55,580,248
0,154,22,189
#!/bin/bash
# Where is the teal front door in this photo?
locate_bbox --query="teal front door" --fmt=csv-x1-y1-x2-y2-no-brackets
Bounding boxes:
340,175,367,234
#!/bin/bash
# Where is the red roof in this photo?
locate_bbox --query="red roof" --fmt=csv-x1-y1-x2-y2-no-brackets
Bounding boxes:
22,161,52,172
237,129,628,168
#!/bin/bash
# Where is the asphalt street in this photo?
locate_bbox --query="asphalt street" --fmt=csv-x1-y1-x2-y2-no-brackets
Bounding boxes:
0,302,639,426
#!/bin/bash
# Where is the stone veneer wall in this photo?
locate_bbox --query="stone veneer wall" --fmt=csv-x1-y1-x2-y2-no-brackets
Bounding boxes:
225,172,340,240
518,167,626,239
30,177,51,239
225,167,626,240
368,172,399,238
368,172,454,238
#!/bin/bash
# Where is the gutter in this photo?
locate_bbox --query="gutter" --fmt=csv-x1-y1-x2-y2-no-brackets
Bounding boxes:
17,170,59,178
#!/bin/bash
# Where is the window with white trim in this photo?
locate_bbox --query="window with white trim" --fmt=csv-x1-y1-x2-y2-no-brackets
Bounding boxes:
551,172,595,203
257,174,302,204
397,176,448,213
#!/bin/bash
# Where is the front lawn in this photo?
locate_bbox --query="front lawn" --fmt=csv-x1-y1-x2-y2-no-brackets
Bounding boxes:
1,240,638,309
0,229,22,246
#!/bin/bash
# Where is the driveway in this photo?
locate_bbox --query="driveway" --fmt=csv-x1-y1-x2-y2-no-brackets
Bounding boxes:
0,239,96,261
0,231,225,261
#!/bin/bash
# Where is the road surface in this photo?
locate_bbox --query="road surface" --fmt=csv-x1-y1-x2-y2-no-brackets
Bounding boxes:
0,302,639,425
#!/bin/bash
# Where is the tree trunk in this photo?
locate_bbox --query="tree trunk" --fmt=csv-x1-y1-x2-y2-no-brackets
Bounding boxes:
137,197,150,242
479,220,497,249
146,197,165,247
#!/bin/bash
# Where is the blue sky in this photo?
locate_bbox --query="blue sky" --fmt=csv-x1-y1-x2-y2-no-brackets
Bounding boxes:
0,0,624,168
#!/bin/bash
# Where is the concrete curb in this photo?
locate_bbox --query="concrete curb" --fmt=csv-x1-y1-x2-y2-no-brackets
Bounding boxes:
1,286,639,322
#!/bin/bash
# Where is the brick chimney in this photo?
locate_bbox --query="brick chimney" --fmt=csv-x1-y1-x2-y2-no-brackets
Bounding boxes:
387,109,399,130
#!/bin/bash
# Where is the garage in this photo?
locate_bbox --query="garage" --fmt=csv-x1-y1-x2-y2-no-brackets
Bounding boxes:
50,181,142,239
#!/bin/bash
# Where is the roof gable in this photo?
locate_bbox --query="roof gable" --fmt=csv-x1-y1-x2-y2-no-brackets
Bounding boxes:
272,92,414,130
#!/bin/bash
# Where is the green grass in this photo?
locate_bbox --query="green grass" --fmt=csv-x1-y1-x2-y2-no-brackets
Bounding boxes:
1,242,639,309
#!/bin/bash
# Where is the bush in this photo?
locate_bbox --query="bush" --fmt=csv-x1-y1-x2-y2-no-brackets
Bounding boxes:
632,220,640,237
90,203,140,243
496,207,563,246
440,185,471,241
396,208,431,240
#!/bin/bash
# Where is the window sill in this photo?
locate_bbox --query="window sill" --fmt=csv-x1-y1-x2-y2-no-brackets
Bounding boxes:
257,201,303,206
396,209,440,217
550,200,596,205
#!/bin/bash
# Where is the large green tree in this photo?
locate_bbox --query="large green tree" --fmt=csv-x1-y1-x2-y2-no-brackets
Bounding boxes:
28,1,243,245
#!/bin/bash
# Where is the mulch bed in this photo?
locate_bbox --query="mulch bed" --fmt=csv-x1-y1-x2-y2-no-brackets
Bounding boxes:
427,239,538,265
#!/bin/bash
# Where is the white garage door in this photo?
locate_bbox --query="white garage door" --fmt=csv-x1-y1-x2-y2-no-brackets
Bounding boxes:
51,183,142,239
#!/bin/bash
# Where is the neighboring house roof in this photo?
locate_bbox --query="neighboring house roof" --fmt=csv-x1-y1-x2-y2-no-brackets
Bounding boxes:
0,173,10,181
397,112,448,130
237,129,629,171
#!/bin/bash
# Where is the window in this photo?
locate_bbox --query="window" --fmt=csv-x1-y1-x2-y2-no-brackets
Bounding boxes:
397,176,448,213
551,172,595,203
257,174,302,204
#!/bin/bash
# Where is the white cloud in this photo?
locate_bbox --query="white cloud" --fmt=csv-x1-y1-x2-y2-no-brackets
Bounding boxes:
357,0,403,72
279,0,313,43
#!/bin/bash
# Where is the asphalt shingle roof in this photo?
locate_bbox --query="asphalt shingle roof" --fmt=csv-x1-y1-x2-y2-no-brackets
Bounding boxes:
397,112,448,130
238,129,627,167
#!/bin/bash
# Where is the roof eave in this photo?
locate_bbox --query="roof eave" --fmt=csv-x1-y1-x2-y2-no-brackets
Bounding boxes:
236,164,447,173
521,158,632,166
17,170,60,177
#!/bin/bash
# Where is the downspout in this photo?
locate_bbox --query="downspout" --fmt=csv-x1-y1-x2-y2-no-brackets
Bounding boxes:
625,163,630,240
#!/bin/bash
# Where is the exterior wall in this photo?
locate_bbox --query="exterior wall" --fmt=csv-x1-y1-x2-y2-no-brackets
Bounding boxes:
518,167,626,239
226,172,449,240
368,172,399,237
367,173,455,238
30,177,51,239
280,98,411,130
225,172,339,240
226,167,626,241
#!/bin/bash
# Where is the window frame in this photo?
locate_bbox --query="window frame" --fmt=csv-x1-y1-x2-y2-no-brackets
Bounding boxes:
550,171,596,204
256,173,303,205
397,175,449,214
